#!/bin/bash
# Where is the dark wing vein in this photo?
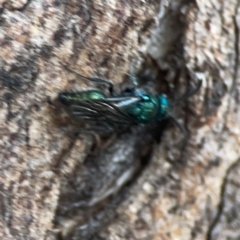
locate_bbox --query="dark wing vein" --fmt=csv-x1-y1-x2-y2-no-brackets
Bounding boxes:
69,99,137,129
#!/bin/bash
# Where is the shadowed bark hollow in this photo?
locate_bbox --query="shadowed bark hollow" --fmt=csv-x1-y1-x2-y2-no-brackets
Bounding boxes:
0,1,240,240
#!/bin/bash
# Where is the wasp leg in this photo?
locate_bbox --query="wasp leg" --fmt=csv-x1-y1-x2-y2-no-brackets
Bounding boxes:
101,132,117,150
169,116,188,149
185,80,202,99
62,64,116,96
70,126,114,154
87,132,118,157
74,125,114,134
169,116,187,137
177,80,202,102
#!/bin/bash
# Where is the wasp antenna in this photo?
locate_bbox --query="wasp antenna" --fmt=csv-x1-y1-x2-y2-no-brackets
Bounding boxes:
125,73,139,87
130,76,139,87
61,64,116,93
62,64,93,81
130,76,138,87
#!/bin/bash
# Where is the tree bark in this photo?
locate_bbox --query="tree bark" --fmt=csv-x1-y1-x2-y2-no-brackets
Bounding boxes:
0,0,239,240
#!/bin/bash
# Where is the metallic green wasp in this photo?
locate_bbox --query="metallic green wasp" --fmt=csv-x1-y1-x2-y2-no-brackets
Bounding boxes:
58,67,201,133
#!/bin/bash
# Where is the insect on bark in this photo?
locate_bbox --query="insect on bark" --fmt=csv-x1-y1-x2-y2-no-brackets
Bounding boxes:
58,66,201,134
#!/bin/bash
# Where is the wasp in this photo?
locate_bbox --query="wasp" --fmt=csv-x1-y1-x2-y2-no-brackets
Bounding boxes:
58,66,201,133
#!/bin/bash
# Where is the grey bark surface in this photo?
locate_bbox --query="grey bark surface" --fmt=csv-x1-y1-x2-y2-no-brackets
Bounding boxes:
0,0,240,240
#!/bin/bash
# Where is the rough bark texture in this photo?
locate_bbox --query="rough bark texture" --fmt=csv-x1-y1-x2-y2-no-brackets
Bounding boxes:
0,0,239,240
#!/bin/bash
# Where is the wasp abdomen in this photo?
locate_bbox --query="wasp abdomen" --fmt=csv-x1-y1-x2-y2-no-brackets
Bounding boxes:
59,90,106,106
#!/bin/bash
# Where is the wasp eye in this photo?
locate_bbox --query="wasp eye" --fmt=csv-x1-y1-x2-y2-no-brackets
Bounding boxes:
157,94,169,120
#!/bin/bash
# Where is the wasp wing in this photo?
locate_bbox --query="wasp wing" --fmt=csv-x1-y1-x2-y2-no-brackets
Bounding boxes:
68,96,141,131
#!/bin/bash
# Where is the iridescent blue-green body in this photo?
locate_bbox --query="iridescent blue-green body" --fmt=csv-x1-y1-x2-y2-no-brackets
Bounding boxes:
58,67,170,131
59,90,106,106
59,88,169,130
123,94,168,123
58,66,202,133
